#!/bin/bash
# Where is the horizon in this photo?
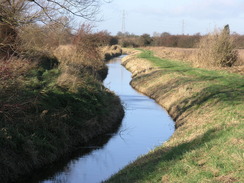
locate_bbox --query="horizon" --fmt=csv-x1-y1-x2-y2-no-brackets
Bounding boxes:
93,0,244,36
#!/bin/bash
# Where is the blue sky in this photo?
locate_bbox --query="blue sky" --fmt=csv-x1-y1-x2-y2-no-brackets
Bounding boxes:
94,0,244,35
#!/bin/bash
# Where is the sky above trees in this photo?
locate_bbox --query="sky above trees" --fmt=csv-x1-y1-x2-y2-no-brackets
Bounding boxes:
95,0,244,35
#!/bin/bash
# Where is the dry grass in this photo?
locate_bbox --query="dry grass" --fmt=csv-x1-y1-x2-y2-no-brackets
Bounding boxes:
146,46,196,64
54,44,103,89
121,55,156,77
146,47,244,75
237,49,244,66
196,29,238,67
101,45,122,61
54,44,123,89
0,57,36,84
123,48,142,54
54,44,104,68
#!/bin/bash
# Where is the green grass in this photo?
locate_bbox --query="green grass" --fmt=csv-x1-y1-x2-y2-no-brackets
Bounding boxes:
106,50,243,183
138,50,244,109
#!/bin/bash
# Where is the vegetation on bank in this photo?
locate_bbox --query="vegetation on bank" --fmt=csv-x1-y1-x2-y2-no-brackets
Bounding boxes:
106,50,243,183
0,48,123,183
1,2,124,181
0,45,123,183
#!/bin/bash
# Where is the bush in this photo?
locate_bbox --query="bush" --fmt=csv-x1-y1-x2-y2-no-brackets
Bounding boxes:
139,34,153,46
18,22,72,55
196,25,238,67
73,24,103,67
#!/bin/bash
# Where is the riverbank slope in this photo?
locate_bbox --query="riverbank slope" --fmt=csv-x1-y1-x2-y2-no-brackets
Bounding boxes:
0,46,124,183
106,49,243,183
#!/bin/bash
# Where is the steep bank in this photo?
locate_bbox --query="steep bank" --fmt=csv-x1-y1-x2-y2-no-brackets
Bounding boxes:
106,49,243,183
102,45,123,62
0,46,124,183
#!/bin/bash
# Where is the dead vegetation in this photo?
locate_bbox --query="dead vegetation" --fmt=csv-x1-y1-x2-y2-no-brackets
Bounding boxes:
146,46,196,63
101,45,123,61
196,25,238,67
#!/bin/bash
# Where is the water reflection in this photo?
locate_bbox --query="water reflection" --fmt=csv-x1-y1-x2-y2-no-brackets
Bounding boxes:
25,55,174,183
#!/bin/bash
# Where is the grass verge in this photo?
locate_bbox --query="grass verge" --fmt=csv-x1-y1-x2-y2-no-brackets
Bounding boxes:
106,49,243,183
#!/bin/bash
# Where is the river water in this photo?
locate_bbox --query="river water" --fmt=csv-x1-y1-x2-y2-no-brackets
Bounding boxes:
31,55,174,183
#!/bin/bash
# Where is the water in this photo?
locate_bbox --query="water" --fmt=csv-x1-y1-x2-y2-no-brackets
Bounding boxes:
31,55,175,183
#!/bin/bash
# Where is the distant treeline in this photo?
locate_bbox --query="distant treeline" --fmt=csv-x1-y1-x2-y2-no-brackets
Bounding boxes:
113,32,244,49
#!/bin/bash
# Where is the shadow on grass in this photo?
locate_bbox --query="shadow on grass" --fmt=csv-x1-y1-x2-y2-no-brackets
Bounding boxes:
107,127,226,183
169,84,243,124
131,66,243,125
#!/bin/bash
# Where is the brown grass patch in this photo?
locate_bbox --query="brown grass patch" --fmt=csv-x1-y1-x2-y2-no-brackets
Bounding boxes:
0,57,36,83
146,46,196,63
101,45,122,61
216,175,239,183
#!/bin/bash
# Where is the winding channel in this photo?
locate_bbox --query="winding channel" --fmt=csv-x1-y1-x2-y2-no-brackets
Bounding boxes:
31,55,175,183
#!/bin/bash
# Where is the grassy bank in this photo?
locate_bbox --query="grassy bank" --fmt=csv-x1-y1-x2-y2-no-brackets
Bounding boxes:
106,50,243,183
0,46,124,183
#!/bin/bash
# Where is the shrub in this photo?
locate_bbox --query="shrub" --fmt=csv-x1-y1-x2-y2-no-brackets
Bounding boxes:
19,23,72,51
55,24,110,89
73,24,103,68
196,25,238,67
139,34,153,46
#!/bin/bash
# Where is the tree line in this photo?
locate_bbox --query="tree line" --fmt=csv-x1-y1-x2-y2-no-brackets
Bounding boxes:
116,31,244,49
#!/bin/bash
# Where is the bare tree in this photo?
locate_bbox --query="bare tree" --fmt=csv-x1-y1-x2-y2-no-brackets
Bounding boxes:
0,0,102,28
0,0,103,57
31,0,101,21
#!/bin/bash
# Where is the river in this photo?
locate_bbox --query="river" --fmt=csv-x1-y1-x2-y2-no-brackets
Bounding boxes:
27,55,174,183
